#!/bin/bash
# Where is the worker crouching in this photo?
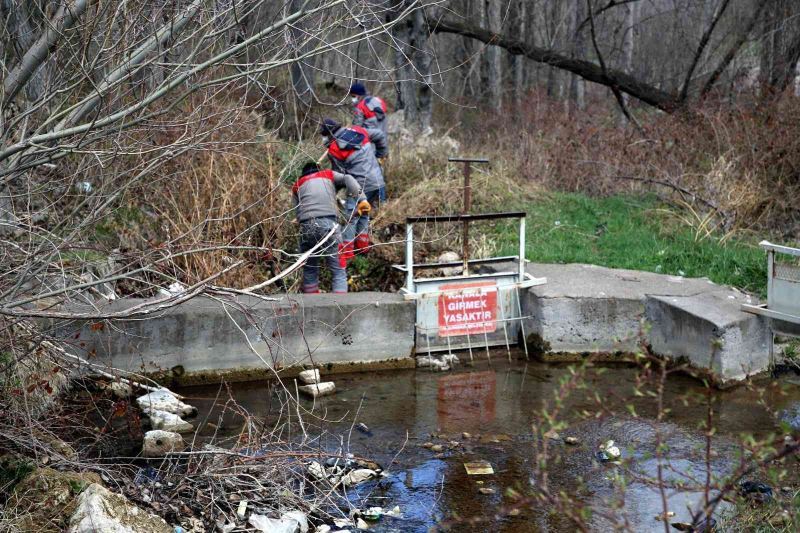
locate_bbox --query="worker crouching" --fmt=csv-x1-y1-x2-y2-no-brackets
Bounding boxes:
292,162,369,294
320,118,384,259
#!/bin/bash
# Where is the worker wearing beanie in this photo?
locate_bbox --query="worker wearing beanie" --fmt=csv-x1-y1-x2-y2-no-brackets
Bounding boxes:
292,160,369,294
349,82,389,163
319,118,384,260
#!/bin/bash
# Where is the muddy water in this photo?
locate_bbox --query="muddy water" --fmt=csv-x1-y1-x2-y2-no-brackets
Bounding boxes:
179,355,799,532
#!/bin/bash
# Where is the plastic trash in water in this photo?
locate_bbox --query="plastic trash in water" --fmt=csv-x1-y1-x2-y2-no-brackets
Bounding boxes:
356,422,373,436
464,460,494,475
596,440,621,462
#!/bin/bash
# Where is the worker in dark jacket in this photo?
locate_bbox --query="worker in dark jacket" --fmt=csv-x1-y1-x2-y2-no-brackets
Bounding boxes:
320,118,383,259
349,83,389,160
292,161,369,293
350,83,389,210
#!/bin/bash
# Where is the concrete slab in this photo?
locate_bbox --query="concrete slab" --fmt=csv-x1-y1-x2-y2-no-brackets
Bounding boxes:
646,290,771,385
522,263,729,356
521,263,770,384
52,292,415,385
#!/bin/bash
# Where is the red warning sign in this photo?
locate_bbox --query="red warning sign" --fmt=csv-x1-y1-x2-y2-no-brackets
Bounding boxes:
438,281,498,337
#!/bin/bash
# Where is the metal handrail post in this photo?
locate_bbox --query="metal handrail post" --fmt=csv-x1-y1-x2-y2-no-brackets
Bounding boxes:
519,217,526,283
406,223,414,293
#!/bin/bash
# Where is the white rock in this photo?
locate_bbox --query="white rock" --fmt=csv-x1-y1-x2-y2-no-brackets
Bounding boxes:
136,388,196,417
341,468,377,487
316,526,332,533
298,382,335,398
67,483,172,533
110,381,133,398
356,518,369,530
298,369,321,385
143,430,184,457
437,252,463,277
146,409,194,433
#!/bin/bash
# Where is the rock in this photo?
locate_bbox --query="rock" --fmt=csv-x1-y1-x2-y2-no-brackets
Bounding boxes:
316,526,332,533
341,469,378,487
236,500,248,520
10,468,103,532
298,382,336,398
136,389,196,417
146,409,194,433
478,487,496,495
462,432,472,439
355,423,372,436
655,511,676,521
299,369,321,384
143,430,184,457
110,381,133,399
544,429,560,440
67,483,171,533
355,518,369,530
421,442,434,449
437,252,463,277
564,436,580,445
430,444,444,453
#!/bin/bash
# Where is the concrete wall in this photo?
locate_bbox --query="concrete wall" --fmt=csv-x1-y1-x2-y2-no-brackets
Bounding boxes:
50,292,416,384
49,263,775,387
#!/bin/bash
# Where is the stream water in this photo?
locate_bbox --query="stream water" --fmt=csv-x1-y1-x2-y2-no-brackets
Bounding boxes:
178,353,800,532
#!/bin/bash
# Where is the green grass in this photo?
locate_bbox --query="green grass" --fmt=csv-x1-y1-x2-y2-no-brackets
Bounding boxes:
492,193,767,295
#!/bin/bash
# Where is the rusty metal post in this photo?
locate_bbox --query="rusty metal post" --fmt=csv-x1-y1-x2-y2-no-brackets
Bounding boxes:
448,157,489,276
462,162,471,274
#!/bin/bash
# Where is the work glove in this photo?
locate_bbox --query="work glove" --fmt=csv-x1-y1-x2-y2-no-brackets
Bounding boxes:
357,200,371,216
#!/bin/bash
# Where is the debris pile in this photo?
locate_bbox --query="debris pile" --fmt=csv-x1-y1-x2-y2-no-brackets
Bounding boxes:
306,453,383,488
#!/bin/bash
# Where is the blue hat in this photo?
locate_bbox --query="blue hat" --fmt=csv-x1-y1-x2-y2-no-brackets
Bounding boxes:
349,83,367,96
319,118,341,136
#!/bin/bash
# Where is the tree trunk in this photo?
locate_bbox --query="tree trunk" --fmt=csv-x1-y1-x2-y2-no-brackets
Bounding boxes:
618,0,637,126
513,0,526,107
760,0,800,93
393,3,433,132
485,0,502,109
569,0,586,110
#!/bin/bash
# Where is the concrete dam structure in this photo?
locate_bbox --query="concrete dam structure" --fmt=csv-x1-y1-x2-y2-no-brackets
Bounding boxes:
56,262,772,388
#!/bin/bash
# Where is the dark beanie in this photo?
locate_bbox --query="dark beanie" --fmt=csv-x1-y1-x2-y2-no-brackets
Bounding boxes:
349,83,367,96
319,118,341,136
301,161,319,176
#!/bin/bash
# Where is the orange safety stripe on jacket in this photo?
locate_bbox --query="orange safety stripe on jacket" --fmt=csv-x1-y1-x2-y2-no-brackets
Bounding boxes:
355,96,387,120
292,169,334,194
